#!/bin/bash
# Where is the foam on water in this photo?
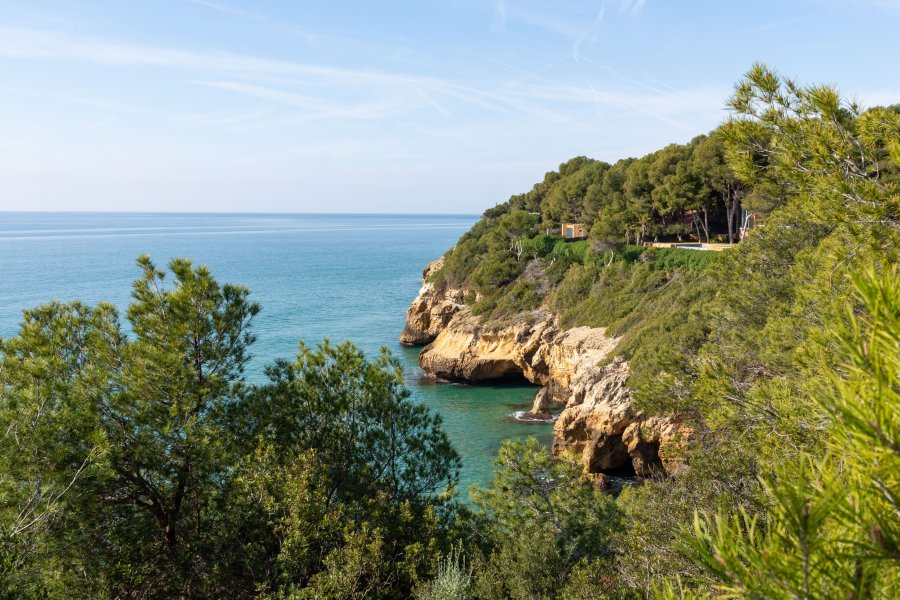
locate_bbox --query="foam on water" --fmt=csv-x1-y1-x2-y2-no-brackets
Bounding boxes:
510,410,558,423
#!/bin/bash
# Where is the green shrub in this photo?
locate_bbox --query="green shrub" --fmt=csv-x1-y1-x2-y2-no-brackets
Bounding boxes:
414,545,472,600
619,245,646,263
549,261,670,329
550,239,590,263
471,294,497,316
492,281,541,316
650,248,721,272
521,233,559,258
469,438,621,599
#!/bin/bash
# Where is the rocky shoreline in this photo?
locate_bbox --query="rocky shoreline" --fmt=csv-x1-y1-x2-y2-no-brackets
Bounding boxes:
401,258,691,486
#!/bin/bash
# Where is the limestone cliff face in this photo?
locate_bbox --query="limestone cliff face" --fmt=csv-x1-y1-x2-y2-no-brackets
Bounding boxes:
552,357,691,478
401,261,691,481
418,309,557,384
399,257,466,346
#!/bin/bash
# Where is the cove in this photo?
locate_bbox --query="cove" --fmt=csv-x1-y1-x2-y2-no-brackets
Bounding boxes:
0,212,554,492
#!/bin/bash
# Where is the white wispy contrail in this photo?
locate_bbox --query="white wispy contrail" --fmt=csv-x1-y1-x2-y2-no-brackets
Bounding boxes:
0,25,730,128
572,6,606,63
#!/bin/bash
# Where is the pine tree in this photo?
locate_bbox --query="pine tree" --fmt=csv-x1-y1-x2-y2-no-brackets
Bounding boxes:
667,266,900,598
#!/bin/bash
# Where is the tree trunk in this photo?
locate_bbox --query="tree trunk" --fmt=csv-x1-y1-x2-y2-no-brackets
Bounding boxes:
702,208,710,243
725,185,742,244
725,202,735,244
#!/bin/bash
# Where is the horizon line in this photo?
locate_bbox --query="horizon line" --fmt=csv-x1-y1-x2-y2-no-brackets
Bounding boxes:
0,210,483,217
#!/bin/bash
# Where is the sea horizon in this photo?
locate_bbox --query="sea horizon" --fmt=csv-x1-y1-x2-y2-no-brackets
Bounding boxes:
1,210,482,216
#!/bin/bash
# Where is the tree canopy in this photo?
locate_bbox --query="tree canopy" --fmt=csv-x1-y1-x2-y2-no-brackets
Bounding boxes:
0,256,460,599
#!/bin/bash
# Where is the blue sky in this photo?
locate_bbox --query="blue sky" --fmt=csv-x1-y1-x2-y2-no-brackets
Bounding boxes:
1,0,899,213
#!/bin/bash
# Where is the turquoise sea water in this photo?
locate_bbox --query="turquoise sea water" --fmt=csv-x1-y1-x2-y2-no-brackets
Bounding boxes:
0,213,551,493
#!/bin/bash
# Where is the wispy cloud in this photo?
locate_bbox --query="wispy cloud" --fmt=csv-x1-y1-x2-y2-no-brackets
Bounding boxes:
659,32,688,54
191,80,416,123
0,25,727,131
184,0,330,45
0,26,360,78
509,79,726,130
491,0,508,32
564,5,703,131
572,6,606,63
620,0,648,16
193,81,340,111
438,0,588,39
172,108,272,127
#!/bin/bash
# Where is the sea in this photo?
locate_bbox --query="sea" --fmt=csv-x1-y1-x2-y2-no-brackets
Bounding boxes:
0,212,553,493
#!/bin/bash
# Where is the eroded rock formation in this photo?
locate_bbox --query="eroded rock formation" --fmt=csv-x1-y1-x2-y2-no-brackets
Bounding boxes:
401,262,691,480
399,257,466,346
552,357,690,477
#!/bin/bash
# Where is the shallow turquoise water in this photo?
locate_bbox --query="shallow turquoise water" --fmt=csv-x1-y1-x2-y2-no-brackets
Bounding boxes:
0,213,552,493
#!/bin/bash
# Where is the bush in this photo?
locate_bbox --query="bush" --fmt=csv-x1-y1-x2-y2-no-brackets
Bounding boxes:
650,248,721,272
619,245,646,263
549,261,669,329
550,239,590,263
469,438,621,599
521,233,558,258
492,281,541,316
414,545,472,600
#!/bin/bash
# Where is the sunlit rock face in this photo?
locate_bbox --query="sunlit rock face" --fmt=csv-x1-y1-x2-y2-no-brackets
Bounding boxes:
402,260,691,477
399,257,467,346
552,357,691,478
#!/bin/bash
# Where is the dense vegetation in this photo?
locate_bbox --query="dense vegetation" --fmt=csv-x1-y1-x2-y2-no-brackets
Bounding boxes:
432,64,900,597
0,257,462,598
2,65,899,598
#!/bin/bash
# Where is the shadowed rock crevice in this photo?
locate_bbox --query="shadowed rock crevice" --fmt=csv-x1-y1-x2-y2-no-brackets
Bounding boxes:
597,454,638,478
585,433,631,473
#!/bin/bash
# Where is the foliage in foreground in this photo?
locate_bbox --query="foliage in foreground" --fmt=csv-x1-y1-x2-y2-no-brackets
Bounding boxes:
623,65,900,597
468,438,621,599
0,257,460,599
668,267,900,598
0,258,625,600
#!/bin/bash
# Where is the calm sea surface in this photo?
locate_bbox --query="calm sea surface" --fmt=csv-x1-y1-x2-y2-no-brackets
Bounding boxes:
0,213,550,493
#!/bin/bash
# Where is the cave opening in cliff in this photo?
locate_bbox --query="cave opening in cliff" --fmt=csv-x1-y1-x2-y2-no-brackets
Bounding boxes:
600,459,637,478
483,371,534,386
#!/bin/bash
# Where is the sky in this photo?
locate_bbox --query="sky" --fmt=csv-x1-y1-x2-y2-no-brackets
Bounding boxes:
1,0,899,213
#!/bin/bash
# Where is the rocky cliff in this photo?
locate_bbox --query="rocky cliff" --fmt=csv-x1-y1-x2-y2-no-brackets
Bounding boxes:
402,260,691,484
399,257,466,346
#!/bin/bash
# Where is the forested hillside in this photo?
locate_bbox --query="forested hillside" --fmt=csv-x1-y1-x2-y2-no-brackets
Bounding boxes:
1,65,898,598
425,63,900,597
